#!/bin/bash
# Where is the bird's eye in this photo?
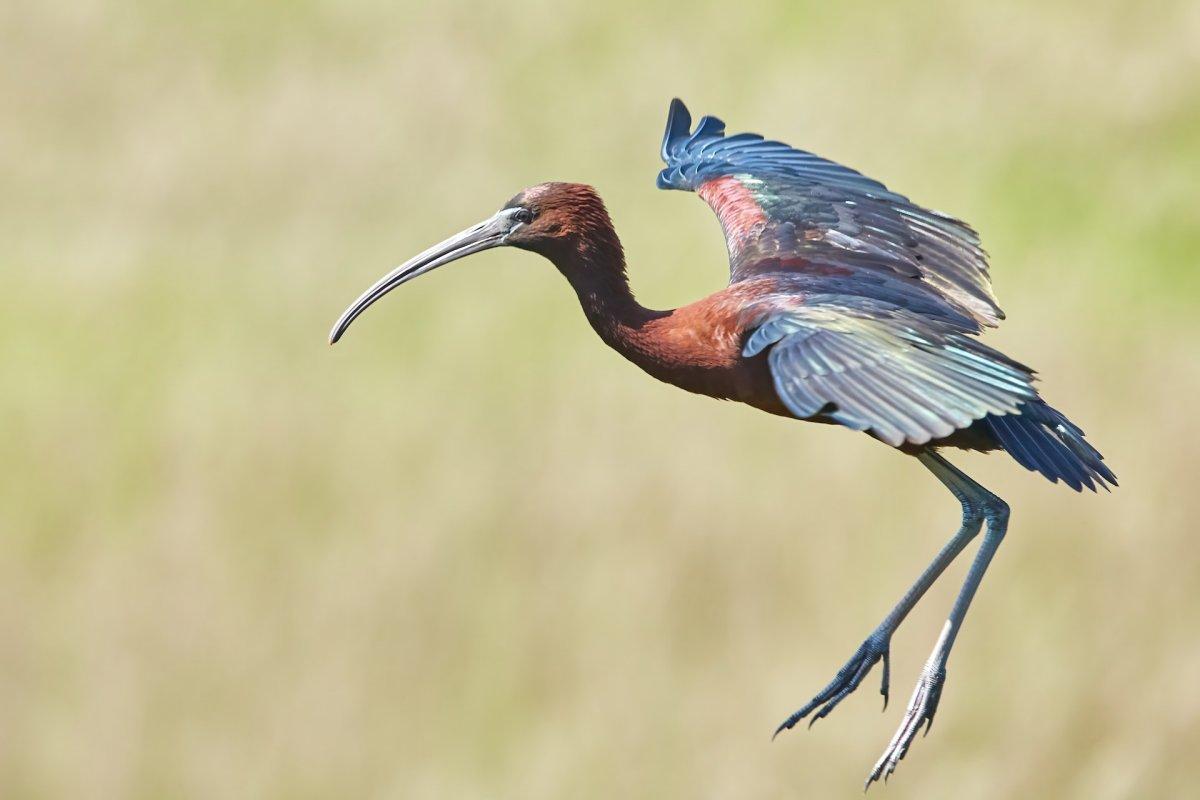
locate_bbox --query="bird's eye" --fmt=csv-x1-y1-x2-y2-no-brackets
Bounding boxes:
513,208,534,224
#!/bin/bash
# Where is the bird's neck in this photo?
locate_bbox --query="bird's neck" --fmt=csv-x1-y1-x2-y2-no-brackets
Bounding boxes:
544,237,670,368
575,270,665,357
546,236,759,406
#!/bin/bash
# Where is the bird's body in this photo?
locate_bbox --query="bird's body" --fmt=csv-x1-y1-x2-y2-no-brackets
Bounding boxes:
330,100,1115,786
522,178,1105,478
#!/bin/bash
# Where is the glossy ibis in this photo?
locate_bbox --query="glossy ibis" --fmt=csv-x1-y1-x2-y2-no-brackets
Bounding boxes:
330,99,1115,785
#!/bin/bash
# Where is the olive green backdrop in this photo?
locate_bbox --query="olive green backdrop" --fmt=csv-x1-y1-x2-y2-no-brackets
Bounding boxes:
3,1,1198,797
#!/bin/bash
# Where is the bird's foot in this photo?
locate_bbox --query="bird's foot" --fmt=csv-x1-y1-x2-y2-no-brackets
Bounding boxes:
774,631,891,737
864,663,946,789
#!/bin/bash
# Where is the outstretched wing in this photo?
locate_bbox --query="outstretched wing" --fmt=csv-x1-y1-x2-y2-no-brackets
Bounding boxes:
658,99,1003,330
741,298,1036,447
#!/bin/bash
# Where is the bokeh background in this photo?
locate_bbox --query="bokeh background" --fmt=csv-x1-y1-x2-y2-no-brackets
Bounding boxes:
4,1,1199,797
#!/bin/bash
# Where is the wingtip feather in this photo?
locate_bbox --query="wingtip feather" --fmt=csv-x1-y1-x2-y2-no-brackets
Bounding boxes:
662,98,692,161
986,403,1116,493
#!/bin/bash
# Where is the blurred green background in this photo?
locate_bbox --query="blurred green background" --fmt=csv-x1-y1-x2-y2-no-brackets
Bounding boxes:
3,1,1199,797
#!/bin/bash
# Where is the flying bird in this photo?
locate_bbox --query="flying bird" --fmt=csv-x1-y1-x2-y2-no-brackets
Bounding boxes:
330,99,1115,785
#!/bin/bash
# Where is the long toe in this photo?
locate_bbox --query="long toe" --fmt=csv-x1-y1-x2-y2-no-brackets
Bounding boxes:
864,666,946,788
774,633,890,737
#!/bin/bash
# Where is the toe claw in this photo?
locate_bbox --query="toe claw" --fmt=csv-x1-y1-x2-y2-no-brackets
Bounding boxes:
777,633,891,737
865,666,947,784
879,648,891,711
772,715,796,740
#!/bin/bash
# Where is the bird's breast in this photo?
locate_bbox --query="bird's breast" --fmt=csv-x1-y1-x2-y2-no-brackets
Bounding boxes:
620,298,790,416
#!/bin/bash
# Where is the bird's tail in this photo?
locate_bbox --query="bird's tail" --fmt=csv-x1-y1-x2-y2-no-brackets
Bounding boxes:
984,401,1117,492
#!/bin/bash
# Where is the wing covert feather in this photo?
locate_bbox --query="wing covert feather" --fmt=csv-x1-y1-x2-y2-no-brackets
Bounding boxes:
742,304,1036,447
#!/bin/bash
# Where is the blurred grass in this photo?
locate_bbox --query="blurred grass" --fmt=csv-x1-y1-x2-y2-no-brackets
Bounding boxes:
2,0,1199,797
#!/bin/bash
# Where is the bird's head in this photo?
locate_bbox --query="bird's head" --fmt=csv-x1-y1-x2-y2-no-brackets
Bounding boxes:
329,181,621,344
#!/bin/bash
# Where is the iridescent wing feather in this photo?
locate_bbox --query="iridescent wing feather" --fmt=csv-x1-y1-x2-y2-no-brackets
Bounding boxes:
659,99,1031,448
741,300,1036,447
658,98,1002,330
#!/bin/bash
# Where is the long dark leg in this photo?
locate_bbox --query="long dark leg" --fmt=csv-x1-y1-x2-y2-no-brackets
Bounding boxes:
864,451,1009,787
774,451,986,735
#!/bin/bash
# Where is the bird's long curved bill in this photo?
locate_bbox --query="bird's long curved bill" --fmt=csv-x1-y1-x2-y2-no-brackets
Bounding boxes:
329,210,518,344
